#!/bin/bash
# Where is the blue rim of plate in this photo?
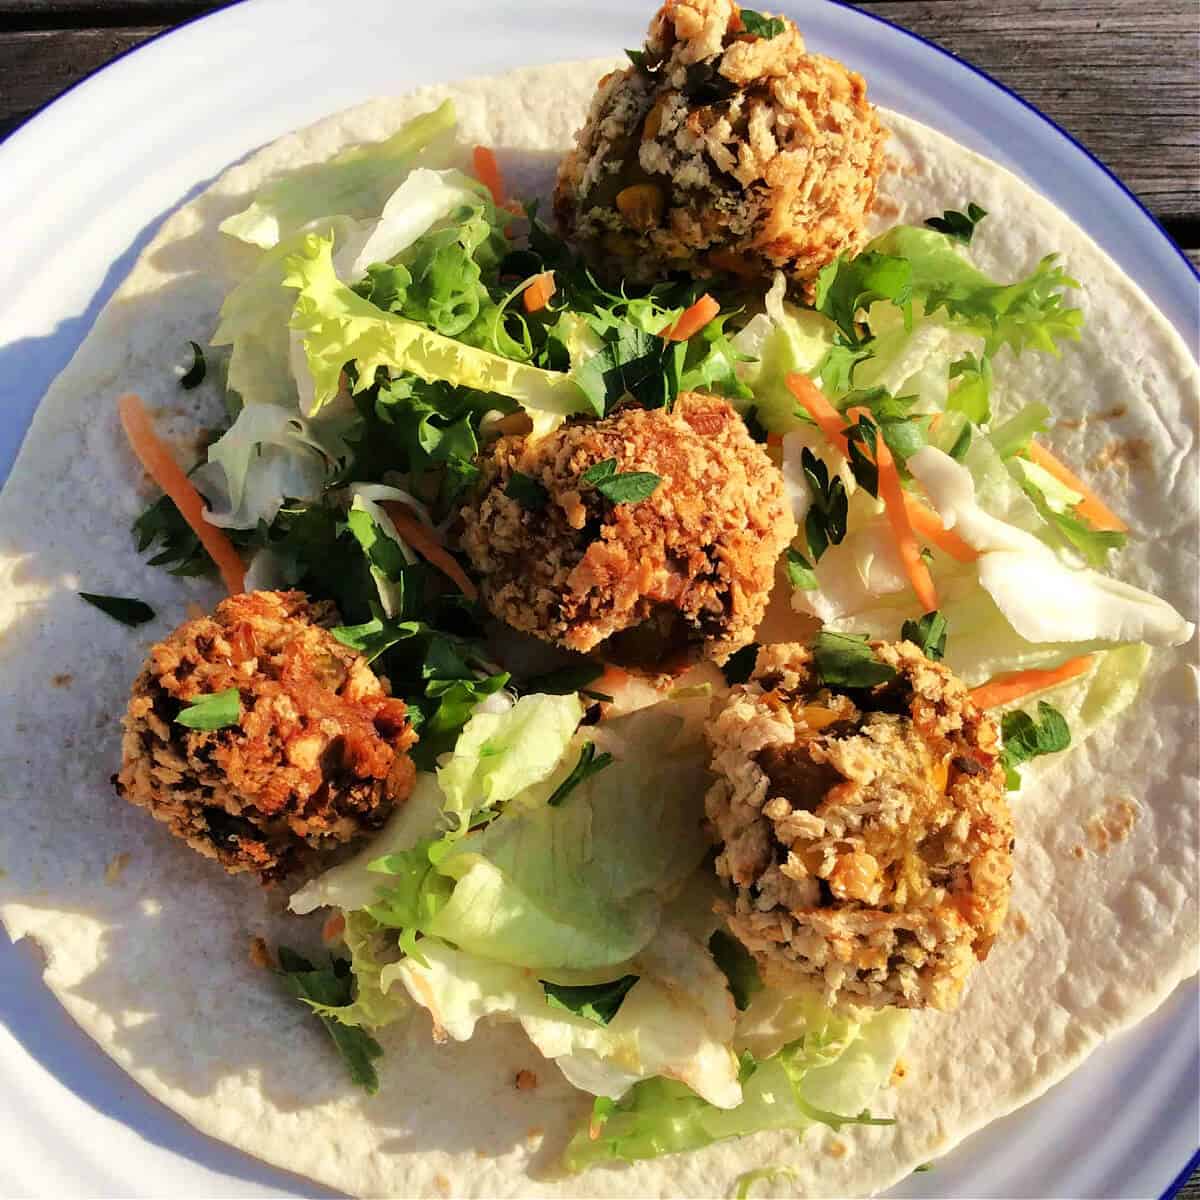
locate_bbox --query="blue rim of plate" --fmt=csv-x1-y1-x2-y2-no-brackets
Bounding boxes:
0,1,1196,1196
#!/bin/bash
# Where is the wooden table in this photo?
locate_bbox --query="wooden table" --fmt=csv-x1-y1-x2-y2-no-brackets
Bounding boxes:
0,3,1197,1198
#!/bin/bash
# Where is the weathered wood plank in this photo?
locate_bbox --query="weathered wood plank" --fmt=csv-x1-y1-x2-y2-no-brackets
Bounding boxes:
854,0,1199,223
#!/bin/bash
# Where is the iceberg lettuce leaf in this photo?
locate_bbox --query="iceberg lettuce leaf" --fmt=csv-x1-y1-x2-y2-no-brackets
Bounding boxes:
220,101,460,248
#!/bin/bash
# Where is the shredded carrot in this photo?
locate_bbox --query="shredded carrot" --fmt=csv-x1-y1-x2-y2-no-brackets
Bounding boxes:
381,501,478,602
1025,440,1128,533
596,664,630,699
472,145,506,208
117,393,245,595
847,405,938,612
902,494,978,563
322,913,346,943
664,293,720,342
786,373,851,456
968,654,1095,709
522,271,557,314
766,432,784,448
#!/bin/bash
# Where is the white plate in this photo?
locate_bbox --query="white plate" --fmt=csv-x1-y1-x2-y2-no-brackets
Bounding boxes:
0,1,1196,1196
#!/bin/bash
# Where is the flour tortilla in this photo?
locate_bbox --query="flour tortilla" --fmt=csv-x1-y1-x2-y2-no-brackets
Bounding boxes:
0,58,1196,1199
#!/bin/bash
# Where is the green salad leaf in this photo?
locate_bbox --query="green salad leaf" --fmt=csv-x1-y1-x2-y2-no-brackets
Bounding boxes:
581,458,662,504
739,9,787,38
708,930,763,1012
220,101,458,248
547,741,615,807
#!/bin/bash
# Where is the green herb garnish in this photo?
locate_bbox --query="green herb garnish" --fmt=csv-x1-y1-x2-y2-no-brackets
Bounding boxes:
581,458,662,505
812,631,898,689
708,930,763,1011
800,448,848,561
721,643,759,686
276,947,383,1093
78,592,155,627
541,974,639,1026
175,687,241,731
505,471,549,511
547,741,614,807
999,702,1071,790
900,610,948,660
739,9,786,38
784,548,818,591
925,202,988,245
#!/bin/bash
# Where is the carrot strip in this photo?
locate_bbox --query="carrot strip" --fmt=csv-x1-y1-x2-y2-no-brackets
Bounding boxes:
382,501,479,602
322,913,346,943
903,494,978,563
786,373,850,456
472,146,506,208
522,271,557,314
664,293,720,341
1026,441,1128,533
117,393,245,595
847,405,938,612
968,654,1094,709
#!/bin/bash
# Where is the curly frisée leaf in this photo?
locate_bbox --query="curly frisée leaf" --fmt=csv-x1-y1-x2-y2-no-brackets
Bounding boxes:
284,233,590,420
174,687,240,731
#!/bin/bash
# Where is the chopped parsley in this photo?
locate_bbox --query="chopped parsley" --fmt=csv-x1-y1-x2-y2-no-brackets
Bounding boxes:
505,471,549,511
78,592,155,627
547,741,614,807
900,610,948,660
708,929,763,1011
739,9,787,38
800,448,848,561
580,458,662,504
175,687,241,731
925,202,988,245
812,631,898,689
276,947,383,1093
999,702,1071,790
784,547,818,591
720,642,760,686
541,974,639,1026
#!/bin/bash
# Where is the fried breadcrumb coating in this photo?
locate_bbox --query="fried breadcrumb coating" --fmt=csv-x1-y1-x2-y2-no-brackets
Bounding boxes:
457,393,794,665
705,640,1012,1011
116,590,417,882
554,0,886,289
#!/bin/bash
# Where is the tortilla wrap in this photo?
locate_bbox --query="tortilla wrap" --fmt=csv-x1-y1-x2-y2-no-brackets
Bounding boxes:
0,58,1196,1198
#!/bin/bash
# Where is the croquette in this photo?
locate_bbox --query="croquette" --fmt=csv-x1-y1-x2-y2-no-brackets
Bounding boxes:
554,0,887,289
115,590,417,882
704,640,1012,1011
457,393,794,665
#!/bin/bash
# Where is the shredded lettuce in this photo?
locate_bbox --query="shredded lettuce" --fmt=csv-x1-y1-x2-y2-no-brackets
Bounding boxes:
284,232,591,419
302,911,409,1029
865,226,1084,357
564,996,908,1170
390,926,741,1107
220,101,459,248
907,447,1193,647
731,273,833,431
